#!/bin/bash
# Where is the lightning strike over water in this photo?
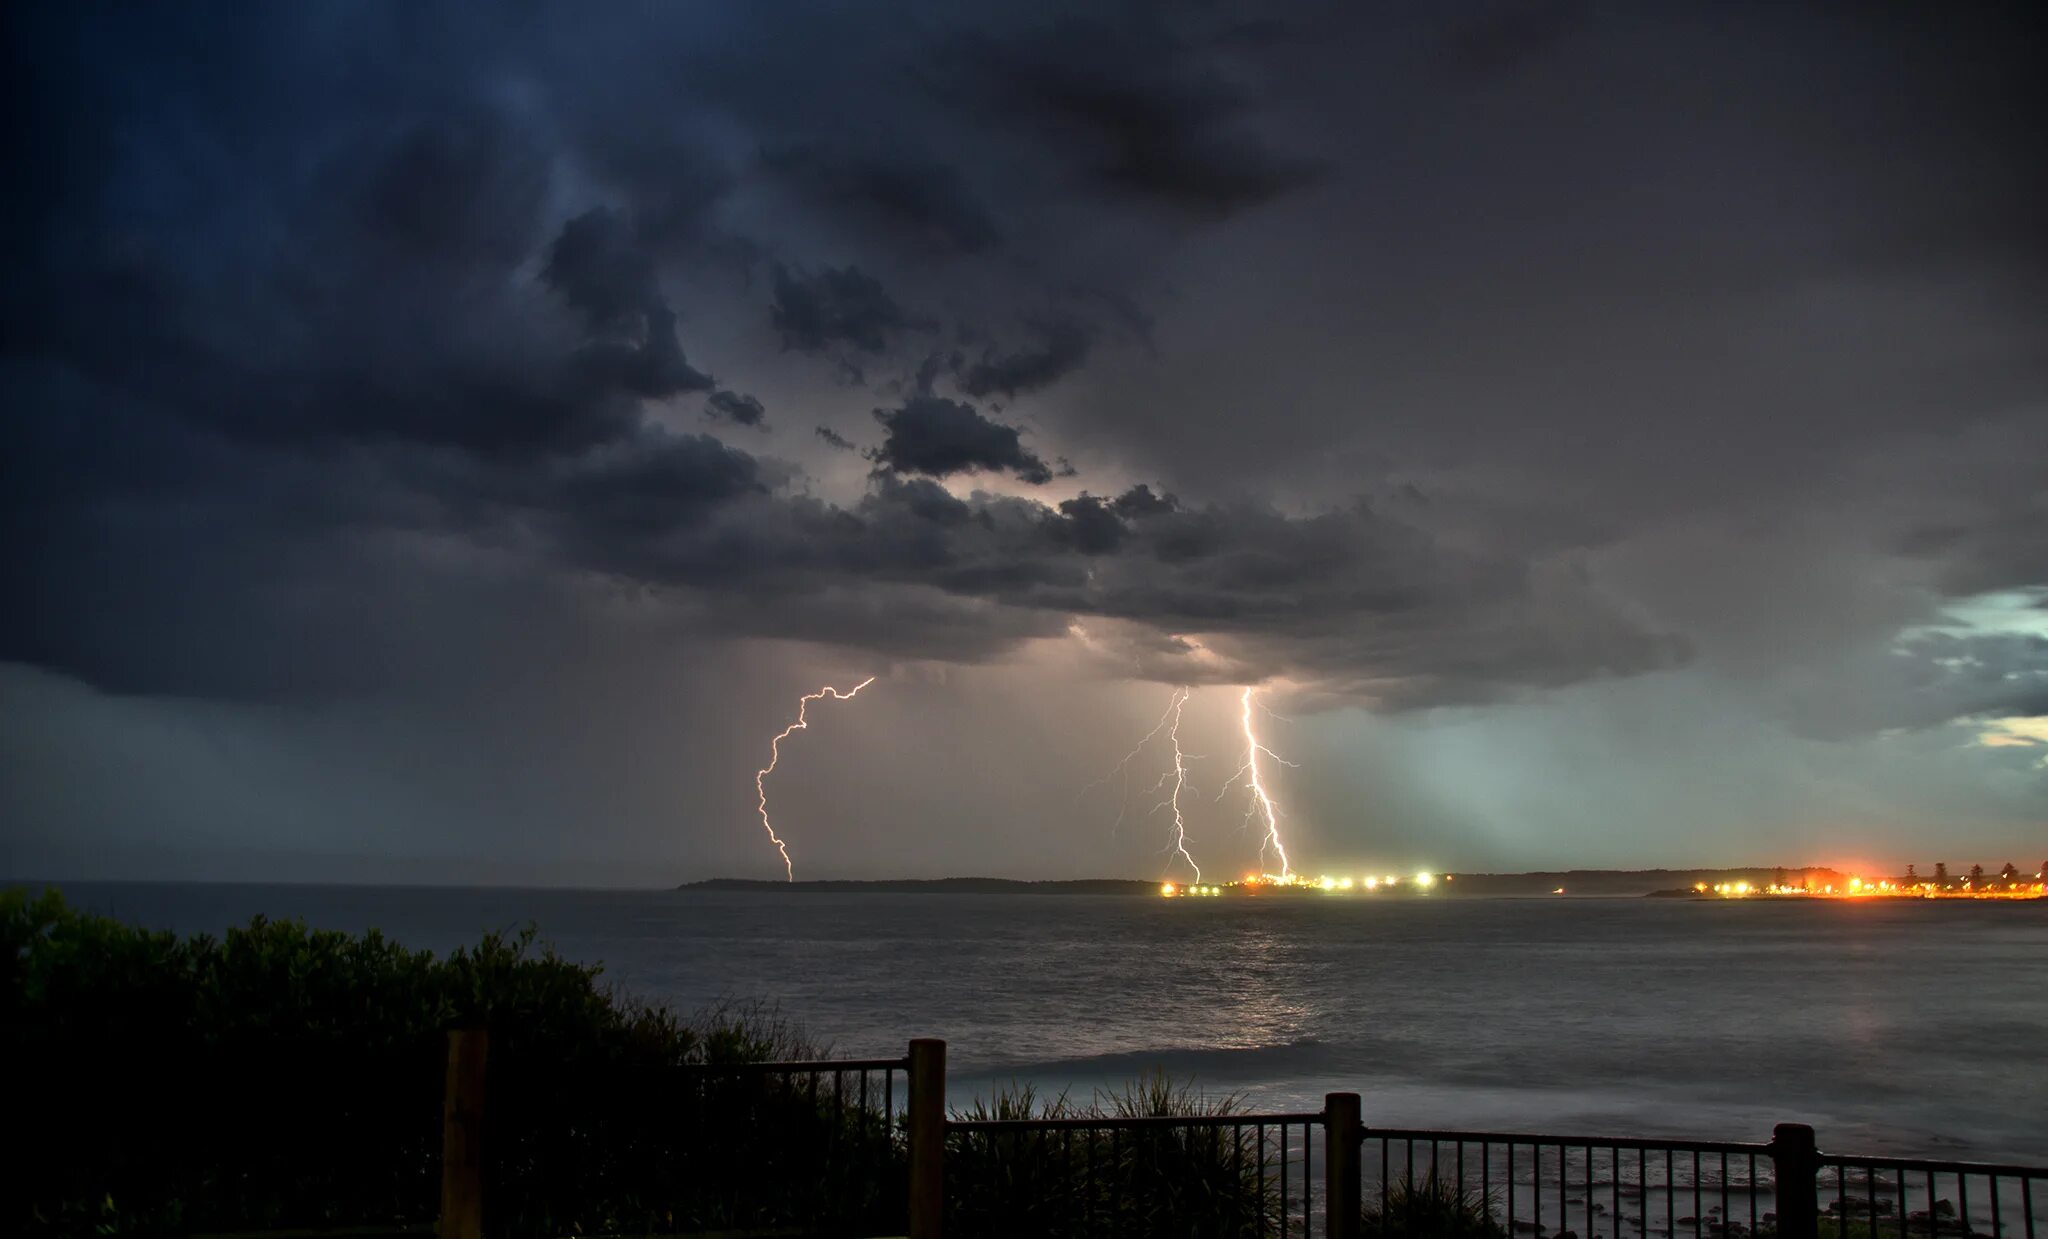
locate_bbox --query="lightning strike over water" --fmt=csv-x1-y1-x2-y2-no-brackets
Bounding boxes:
1233,686,1295,877
752,676,876,880
1077,689,1184,837
1153,687,1200,882
1082,686,1203,879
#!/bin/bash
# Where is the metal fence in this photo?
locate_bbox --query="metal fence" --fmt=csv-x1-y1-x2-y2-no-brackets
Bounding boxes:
894,1039,2047,1239
425,1034,2045,1239
667,1055,910,1233
944,1111,1323,1237
1362,1128,1778,1237
1325,1120,2042,1239
1815,1152,2044,1239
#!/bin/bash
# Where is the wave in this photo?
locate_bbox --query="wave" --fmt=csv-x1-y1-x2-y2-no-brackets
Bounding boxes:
961,1037,1344,1084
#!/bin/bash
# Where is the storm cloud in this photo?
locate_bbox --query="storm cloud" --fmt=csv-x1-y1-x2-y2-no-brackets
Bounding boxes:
868,397,1056,486
2,0,2042,881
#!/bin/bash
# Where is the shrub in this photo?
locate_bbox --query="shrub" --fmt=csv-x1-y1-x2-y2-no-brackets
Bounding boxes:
945,1070,1283,1239
1,887,901,1237
1361,1171,1507,1238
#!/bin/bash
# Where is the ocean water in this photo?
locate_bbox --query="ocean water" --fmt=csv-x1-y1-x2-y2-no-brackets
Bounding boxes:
38,882,2048,1163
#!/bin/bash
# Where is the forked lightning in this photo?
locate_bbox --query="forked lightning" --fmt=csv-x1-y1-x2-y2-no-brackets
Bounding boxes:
752,677,876,880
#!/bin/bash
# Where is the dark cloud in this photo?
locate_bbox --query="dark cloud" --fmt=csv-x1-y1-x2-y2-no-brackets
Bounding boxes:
868,396,1054,485
3,1,2044,880
543,209,717,401
958,316,1095,399
763,146,1003,256
1052,495,1127,555
1111,484,1179,519
542,207,660,330
706,389,768,427
1440,0,1587,77
770,264,917,355
940,16,1327,218
544,432,769,561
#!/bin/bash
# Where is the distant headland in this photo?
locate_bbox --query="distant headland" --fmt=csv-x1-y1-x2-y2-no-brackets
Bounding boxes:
683,877,1159,895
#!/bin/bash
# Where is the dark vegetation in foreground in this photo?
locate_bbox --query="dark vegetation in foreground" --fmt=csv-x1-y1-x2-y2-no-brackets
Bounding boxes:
10,887,1421,1238
949,1076,1282,1238
3,887,890,1236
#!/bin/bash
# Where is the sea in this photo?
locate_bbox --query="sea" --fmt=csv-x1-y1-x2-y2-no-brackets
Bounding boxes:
34,882,2048,1164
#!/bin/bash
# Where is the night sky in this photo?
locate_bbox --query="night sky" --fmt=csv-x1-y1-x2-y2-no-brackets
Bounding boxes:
4,2,2043,885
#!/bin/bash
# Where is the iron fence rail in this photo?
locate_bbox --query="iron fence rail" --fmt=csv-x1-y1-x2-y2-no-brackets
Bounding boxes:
654,1054,910,1235
678,1055,909,1140
948,1112,1327,1131
945,1112,1325,1238
431,1035,2048,1239
681,1043,2048,1239
1816,1155,2043,1239
1352,1126,2045,1239
929,1106,2047,1239
1364,1129,1775,1239
1364,1127,1774,1238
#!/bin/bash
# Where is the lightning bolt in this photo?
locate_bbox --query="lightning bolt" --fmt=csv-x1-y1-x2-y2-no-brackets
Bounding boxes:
753,676,876,880
1083,686,1202,880
1229,686,1295,877
1079,688,1184,838
1145,687,1201,882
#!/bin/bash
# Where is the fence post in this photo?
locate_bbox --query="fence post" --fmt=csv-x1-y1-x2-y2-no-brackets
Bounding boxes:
441,1028,488,1239
1770,1122,1819,1239
908,1038,947,1239
1326,1092,1362,1239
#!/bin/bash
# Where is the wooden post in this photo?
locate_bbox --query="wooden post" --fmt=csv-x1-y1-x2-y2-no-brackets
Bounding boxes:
441,1028,488,1239
1325,1092,1362,1239
907,1038,947,1239
1770,1122,1819,1239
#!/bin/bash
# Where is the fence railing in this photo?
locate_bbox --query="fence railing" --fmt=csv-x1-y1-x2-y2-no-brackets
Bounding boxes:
440,1032,912,1238
1352,1126,2048,1239
1362,1126,1780,1238
430,1034,2046,1239
1815,1151,2045,1239
945,1110,1324,1237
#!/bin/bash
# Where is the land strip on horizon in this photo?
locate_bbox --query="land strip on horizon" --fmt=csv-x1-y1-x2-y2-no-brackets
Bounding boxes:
683,868,1874,897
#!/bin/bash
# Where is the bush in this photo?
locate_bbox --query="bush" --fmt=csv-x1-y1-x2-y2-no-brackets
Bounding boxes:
2,887,901,1237
945,1070,1283,1239
1361,1171,1506,1238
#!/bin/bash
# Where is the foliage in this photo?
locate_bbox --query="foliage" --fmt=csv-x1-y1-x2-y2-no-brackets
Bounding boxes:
1360,1171,1506,1238
1,886,901,1237
945,1070,1283,1238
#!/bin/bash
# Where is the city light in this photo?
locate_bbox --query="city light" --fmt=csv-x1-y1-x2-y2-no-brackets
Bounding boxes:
1692,872,2043,901
1161,869,1453,898
1160,864,2044,901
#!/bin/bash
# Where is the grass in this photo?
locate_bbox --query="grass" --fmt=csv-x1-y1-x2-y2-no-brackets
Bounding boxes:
945,1071,1285,1239
1361,1172,1506,1238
